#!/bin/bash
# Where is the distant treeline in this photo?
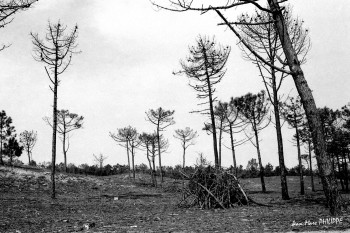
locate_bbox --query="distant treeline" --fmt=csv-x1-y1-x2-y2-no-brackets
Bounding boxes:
4,159,319,179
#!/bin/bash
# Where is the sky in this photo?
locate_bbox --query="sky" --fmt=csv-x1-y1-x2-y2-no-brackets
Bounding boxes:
1,0,350,169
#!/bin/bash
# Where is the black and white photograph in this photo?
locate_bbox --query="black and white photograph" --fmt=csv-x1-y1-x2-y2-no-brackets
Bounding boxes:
1,0,350,232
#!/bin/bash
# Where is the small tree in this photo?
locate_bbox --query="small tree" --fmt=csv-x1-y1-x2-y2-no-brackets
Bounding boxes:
139,132,157,186
110,126,139,179
146,107,175,183
203,101,247,169
31,20,79,199
19,130,37,165
176,35,230,167
128,130,141,179
44,110,83,172
93,153,107,170
212,102,226,167
196,152,210,167
0,110,15,165
3,136,23,165
299,125,315,192
246,158,259,178
281,96,306,195
223,99,247,176
265,163,274,177
140,132,168,186
234,91,270,192
174,127,198,168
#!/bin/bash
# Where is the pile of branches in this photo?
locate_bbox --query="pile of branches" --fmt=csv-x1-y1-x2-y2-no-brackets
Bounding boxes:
179,166,249,209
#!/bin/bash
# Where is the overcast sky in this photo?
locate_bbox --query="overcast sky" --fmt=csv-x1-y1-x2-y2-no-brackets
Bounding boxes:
1,0,349,169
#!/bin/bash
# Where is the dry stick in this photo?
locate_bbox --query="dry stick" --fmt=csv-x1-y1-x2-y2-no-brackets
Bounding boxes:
196,182,226,209
226,171,270,206
226,172,249,203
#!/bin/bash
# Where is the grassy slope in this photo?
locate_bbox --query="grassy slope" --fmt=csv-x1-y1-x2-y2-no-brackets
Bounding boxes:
1,165,350,233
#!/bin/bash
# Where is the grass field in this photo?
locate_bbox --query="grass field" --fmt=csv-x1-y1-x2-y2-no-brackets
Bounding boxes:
1,165,350,232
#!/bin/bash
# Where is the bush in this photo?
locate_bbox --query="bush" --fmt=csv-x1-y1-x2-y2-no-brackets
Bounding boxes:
12,159,24,166
29,160,37,167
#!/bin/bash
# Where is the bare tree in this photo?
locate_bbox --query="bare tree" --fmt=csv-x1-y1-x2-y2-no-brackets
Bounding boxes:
139,132,158,186
175,35,230,167
224,99,247,176
0,0,37,51
93,153,107,170
44,110,83,172
146,107,174,183
214,101,248,170
110,126,139,179
234,90,270,192
195,152,210,167
174,127,198,168
128,130,141,179
236,7,310,200
19,130,37,165
203,101,245,168
31,21,79,199
151,0,342,215
139,132,169,186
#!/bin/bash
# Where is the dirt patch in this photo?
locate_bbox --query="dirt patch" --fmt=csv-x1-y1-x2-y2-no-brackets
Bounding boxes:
1,165,350,232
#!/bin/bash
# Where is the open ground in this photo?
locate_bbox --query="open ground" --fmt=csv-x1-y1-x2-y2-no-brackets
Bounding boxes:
1,165,350,233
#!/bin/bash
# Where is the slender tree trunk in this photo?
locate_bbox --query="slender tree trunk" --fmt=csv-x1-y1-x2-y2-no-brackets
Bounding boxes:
132,146,135,179
51,42,59,199
152,142,157,187
309,141,315,192
268,0,341,214
229,124,237,177
63,131,67,173
146,148,154,185
203,46,219,167
254,126,266,192
152,155,157,186
147,157,153,184
208,86,219,167
51,76,58,199
218,120,223,167
271,72,289,199
295,124,305,195
156,124,163,183
182,143,186,169
28,150,31,165
126,141,131,178
182,144,186,188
